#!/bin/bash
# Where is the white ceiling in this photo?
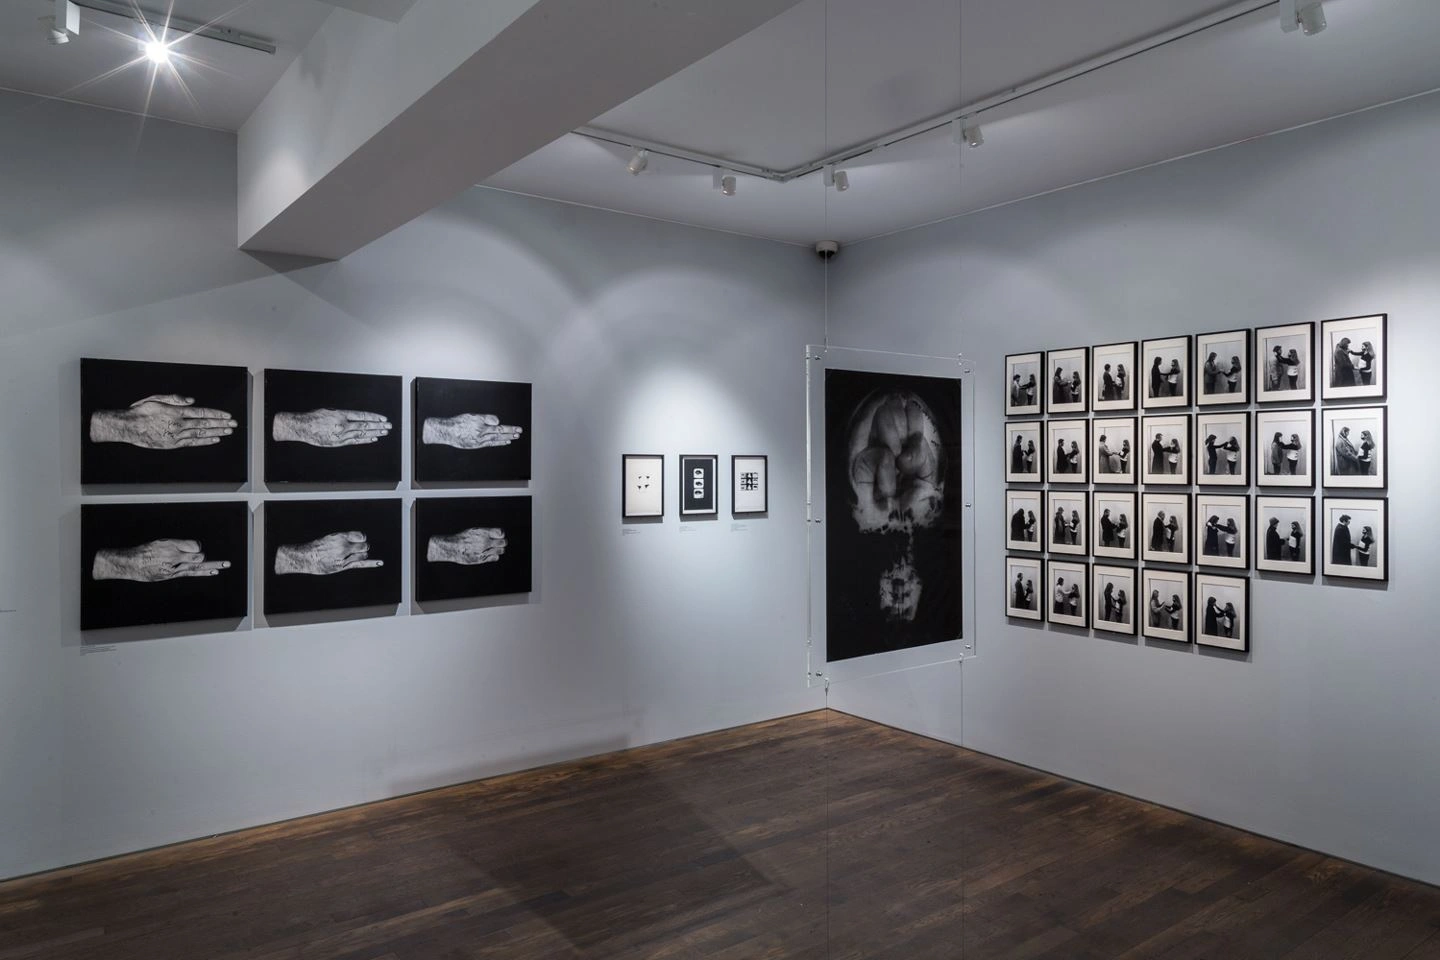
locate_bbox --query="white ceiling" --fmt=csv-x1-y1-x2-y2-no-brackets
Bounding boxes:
486,0,1440,245
0,1,332,131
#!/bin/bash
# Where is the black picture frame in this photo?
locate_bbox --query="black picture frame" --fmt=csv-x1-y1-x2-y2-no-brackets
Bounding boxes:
1194,410,1250,487
1091,341,1138,412
1140,335,1192,410
264,369,402,485
1092,563,1139,636
1046,346,1089,415
263,498,402,616
1004,352,1045,417
1194,493,1251,572
1255,495,1314,576
1005,555,1045,622
1140,414,1191,485
1255,321,1316,404
1255,408,1315,489
1005,420,1044,483
412,376,532,484
678,454,719,517
1194,573,1250,652
1091,490,1137,562
731,455,769,515
1047,489,1088,558
1006,488,1045,553
414,496,532,602
622,454,665,519
1048,560,1089,628
1046,418,1090,484
1141,491,1193,565
1320,406,1387,490
1141,567,1192,643
81,500,250,631
1195,328,1251,406
81,358,249,486
1320,313,1387,401
1093,416,1138,485
1321,497,1388,582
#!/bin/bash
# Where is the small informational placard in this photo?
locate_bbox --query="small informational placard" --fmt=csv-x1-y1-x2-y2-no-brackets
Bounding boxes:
731,522,750,533
81,645,117,655
679,524,703,534
621,527,642,537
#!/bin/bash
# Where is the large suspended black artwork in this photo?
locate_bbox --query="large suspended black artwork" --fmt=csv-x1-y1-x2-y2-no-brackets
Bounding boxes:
825,369,963,662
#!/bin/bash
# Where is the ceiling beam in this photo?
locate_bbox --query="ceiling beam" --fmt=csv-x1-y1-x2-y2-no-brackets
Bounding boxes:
238,0,804,259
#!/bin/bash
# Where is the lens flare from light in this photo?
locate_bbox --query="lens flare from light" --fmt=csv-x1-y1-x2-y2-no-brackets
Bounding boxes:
143,39,172,65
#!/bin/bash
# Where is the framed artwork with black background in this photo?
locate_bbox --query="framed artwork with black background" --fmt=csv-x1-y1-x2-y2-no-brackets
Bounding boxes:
82,500,249,631
415,496,532,602
82,358,248,485
413,377,531,483
263,498,402,616
264,369,402,485
679,455,719,517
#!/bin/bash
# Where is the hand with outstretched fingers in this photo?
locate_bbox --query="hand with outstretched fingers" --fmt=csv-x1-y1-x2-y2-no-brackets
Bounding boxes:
427,527,507,565
272,410,391,448
92,539,232,582
274,531,385,576
89,395,237,450
422,414,522,450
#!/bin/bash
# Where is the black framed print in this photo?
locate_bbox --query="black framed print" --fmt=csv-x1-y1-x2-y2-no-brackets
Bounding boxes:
1141,491,1191,565
413,377,531,484
732,455,769,515
1047,489,1088,557
1048,559,1088,628
1195,329,1250,406
1141,414,1191,485
622,454,664,519
1092,564,1138,636
1091,341,1137,412
1141,335,1191,409
263,498,402,616
1256,495,1314,575
1005,421,1043,483
1046,419,1089,484
1255,409,1314,488
415,496,532,602
1006,489,1044,553
1195,493,1250,571
1321,314,1386,401
1142,568,1191,643
1255,322,1315,404
82,358,248,486
1195,410,1249,487
1005,352,1044,416
1091,490,1136,562
81,501,249,631
1322,497,1387,582
1006,556,1045,622
1047,346,1089,415
264,369,402,485
1195,573,1249,652
1321,407,1386,490
679,455,718,517
1093,417,1138,485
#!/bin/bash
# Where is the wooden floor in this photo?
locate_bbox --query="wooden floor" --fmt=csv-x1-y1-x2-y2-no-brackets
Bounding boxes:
4,711,1440,959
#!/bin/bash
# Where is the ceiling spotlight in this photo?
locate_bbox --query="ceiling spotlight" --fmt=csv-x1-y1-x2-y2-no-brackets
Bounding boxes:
713,169,737,197
626,148,649,176
1281,0,1326,35
143,38,172,65
960,119,984,148
823,165,850,192
42,0,79,44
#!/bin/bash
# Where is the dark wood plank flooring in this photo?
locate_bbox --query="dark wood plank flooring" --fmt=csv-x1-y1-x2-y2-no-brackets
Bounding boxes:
3,711,1439,959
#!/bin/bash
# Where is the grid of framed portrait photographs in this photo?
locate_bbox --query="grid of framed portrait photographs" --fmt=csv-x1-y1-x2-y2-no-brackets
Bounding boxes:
1003,313,1389,652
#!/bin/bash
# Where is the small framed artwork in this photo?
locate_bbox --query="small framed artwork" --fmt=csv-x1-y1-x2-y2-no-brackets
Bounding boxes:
264,369,402,485
622,454,665,519
1194,572,1249,652
1321,314,1386,401
1322,497,1387,582
1005,555,1045,622
1091,341,1137,412
1141,568,1191,643
1141,491,1191,564
1046,419,1089,484
413,377,531,484
1091,490,1137,561
1195,410,1249,487
82,358,249,486
1048,559,1089,628
263,498,402,617
1093,417,1138,485
1005,421,1043,483
732,455,769,515
678,454,718,517
415,496,532,602
1047,489,1088,557
1195,493,1249,571
1255,322,1315,404
1140,414,1191,485
1321,407,1386,490
1255,495,1314,575
1255,409,1314,488
1092,564,1138,636
1195,329,1250,406
1141,335,1191,409
1005,352,1044,416
1006,489,1045,553
1047,346,1089,415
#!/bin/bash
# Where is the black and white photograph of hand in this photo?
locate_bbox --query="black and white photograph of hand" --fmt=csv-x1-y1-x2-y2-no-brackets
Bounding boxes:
92,538,232,581
426,527,507,565
272,410,392,448
90,395,238,450
421,414,522,449
274,531,385,575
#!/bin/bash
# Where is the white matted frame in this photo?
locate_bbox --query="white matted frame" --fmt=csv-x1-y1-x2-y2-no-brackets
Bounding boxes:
1142,568,1192,643
1320,406,1386,490
1046,419,1089,484
1093,416,1138,485
1048,559,1088,628
1091,490,1137,561
805,345,976,688
1140,414,1191,485
1321,497,1388,582
1195,328,1250,406
1005,420,1043,483
1255,408,1314,488
731,455,769,515
1195,493,1250,571
1092,564,1138,636
1005,351,1044,416
1255,495,1314,576
1255,321,1315,404
1005,556,1045,621
1047,346,1089,415
622,454,665,519
1091,341,1137,412
1006,488,1045,553
1141,335,1192,409
1141,491,1191,565
1195,410,1249,487
1047,489,1088,558
1195,572,1249,652
1320,314,1386,401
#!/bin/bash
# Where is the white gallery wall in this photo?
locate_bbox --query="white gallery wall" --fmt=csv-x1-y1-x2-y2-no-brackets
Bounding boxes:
0,91,825,879
826,91,1440,884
